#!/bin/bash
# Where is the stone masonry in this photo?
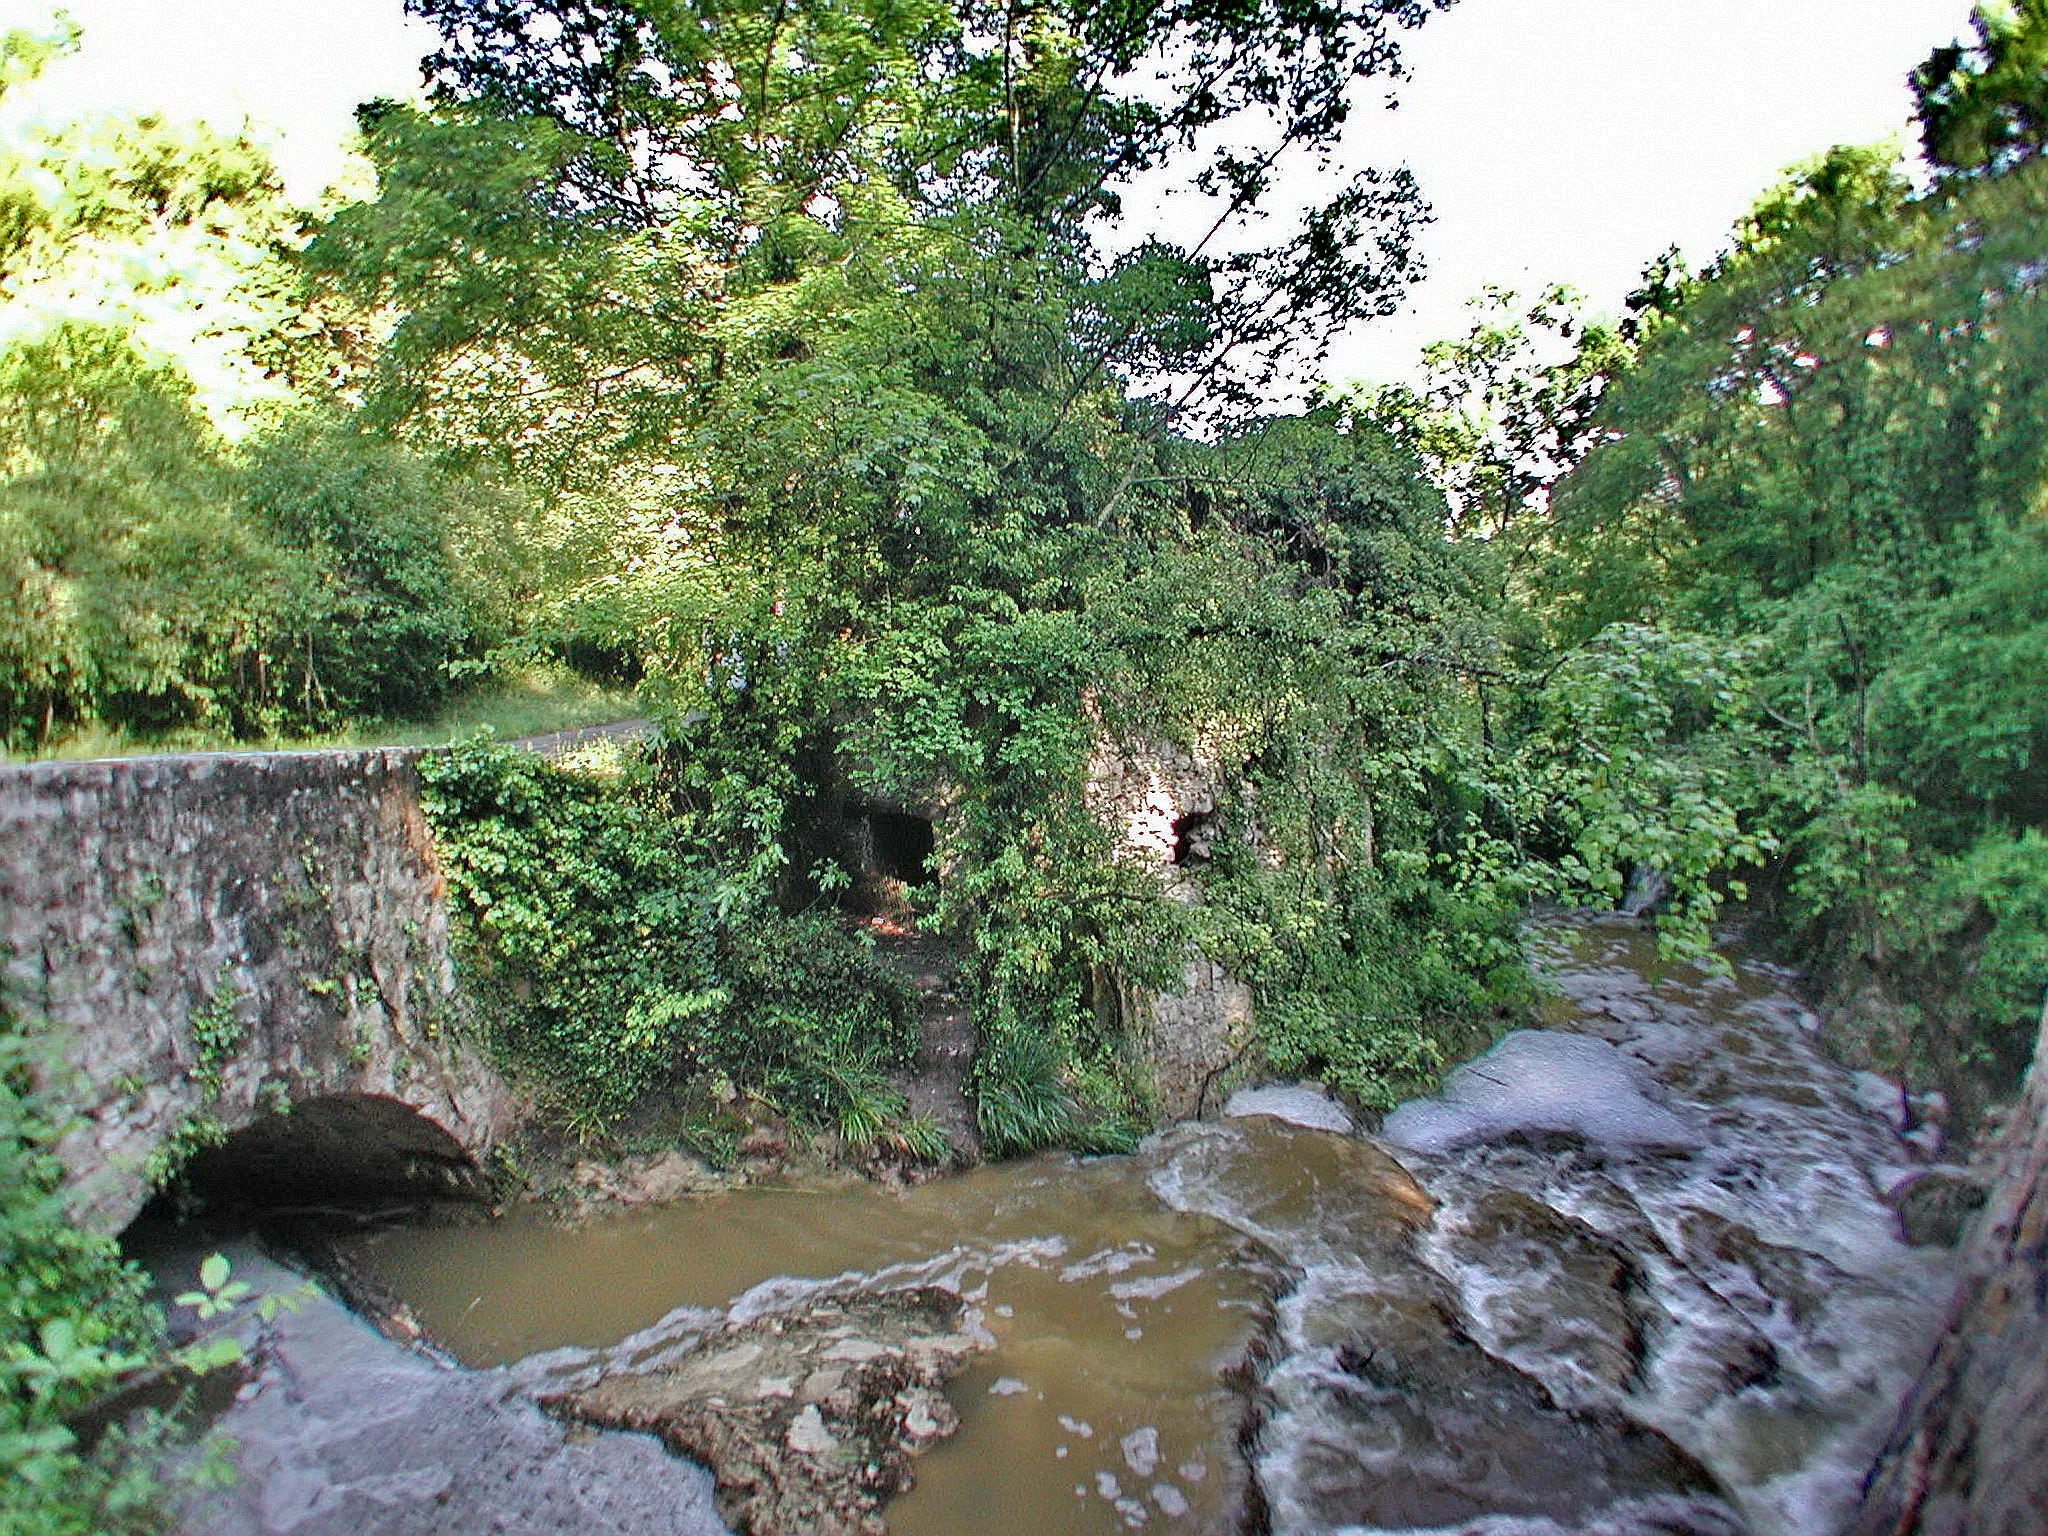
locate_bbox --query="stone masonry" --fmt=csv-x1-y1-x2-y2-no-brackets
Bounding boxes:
1085,729,1256,1117
0,748,517,1232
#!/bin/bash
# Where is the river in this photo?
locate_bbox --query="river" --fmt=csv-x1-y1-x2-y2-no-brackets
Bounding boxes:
171,914,1960,1535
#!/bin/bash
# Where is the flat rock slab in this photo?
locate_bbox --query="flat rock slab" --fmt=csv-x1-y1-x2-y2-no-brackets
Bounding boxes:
532,1280,988,1536
174,1254,729,1536
1381,1030,1705,1156
1224,1082,1355,1134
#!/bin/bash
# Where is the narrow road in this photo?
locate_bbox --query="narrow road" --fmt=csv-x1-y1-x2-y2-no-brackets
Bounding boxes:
508,718,654,756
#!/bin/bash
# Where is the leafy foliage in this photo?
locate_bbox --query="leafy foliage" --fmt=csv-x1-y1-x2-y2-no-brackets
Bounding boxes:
418,739,917,1128
0,323,283,744
1913,0,2048,175
0,1028,166,1535
1526,120,2048,1103
14,0,2045,1152
0,324,511,748
238,415,480,722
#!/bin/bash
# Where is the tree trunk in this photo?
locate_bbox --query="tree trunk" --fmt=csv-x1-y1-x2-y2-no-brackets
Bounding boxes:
1846,995,2048,1535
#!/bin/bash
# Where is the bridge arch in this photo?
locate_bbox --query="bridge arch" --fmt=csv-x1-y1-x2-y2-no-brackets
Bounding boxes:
168,1093,491,1216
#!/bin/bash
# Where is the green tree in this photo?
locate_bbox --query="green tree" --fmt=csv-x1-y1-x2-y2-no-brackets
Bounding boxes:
1913,0,2048,176
1536,136,2048,1103
238,416,480,722
0,323,291,745
1360,285,1628,546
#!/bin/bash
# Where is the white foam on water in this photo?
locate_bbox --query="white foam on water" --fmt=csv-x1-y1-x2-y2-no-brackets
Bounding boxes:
1120,1425,1160,1476
1109,1266,1202,1302
1170,919,1963,1536
1321,1497,1749,1535
1380,1030,1705,1155
1384,922,1959,1536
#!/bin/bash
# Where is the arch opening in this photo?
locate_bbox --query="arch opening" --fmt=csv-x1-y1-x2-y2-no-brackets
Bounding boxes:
821,797,936,918
866,808,935,886
155,1093,489,1221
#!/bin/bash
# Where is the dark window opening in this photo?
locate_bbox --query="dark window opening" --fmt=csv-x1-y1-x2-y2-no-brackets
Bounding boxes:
827,800,936,918
869,809,935,886
1172,810,1219,866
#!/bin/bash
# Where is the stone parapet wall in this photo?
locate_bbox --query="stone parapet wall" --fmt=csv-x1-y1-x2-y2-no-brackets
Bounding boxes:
1136,958,1255,1120
0,748,517,1232
1849,996,2048,1534
1084,730,1223,881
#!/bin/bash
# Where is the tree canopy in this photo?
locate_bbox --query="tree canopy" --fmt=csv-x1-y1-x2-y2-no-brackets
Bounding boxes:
3,0,2043,1155
1913,0,2048,175
7,8,2048,1517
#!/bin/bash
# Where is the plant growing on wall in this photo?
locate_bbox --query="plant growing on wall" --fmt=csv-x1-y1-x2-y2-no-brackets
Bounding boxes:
418,737,918,1134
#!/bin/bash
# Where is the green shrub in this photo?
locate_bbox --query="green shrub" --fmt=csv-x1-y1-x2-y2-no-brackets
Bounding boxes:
0,323,295,748
969,1025,1076,1158
420,738,920,1132
419,739,724,1116
0,1028,169,1536
239,416,476,723
711,912,918,1118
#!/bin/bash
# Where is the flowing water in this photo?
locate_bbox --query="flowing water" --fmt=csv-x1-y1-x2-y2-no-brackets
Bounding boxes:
346,1150,1278,1534
294,915,1958,1535
1157,918,1961,1536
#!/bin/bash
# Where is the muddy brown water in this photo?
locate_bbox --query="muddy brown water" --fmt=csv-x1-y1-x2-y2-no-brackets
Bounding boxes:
323,916,1959,1536
346,1150,1279,1535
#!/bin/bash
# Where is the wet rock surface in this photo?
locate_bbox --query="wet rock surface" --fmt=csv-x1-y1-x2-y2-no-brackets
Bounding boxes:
1150,1121,1749,1536
1433,1187,1650,1393
1882,1165,1992,1248
1224,1083,1355,1135
167,1250,729,1536
340,1145,1290,1535
560,1147,731,1212
1849,995,2048,1536
170,1248,989,1536
522,1277,988,1536
1156,917,1964,1536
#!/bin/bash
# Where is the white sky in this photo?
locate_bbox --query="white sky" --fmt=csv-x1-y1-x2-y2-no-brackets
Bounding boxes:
1323,0,1975,382
0,0,1980,385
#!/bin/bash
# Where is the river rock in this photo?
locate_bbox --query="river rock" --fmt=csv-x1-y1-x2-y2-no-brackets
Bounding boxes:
536,1281,987,1536
1150,1118,1746,1533
1884,1165,1992,1248
1223,1082,1355,1134
1180,919,1966,1536
1849,1070,1910,1131
1434,1186,1650,1396
1262,1257,1741,1535
1381,1030,1705,1156
737,1122,790,1162
169,1250,729,1536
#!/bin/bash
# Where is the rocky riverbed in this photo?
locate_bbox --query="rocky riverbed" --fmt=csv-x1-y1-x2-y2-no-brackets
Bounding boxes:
165,914,1969,1535
1154,916,1964,1536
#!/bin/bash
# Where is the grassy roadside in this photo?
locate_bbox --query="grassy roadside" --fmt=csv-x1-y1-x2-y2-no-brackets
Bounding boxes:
1,667,642,765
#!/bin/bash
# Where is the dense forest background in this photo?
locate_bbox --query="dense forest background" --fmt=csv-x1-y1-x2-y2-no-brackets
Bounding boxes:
3,1,2047,1523
3,0,2044,1124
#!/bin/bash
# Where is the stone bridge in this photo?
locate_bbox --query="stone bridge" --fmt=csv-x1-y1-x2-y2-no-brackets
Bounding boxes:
0,747,519,1232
